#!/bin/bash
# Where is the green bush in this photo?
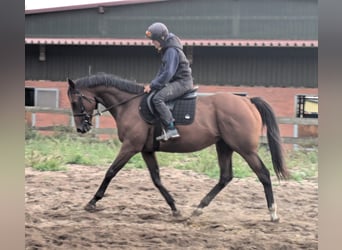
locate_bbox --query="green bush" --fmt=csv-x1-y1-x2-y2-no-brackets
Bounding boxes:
25,150,66,171
25,132,317,181
25,125,40,140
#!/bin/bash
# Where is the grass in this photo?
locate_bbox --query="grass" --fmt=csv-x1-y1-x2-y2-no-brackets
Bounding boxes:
25,128,317,181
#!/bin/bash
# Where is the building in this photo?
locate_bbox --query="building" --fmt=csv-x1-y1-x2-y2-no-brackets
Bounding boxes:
25,0,318,140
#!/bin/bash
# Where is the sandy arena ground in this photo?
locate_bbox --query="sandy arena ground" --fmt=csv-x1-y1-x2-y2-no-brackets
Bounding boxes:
25,164,317,249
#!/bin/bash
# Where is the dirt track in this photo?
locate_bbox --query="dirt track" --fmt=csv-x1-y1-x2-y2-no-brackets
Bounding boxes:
25,165,317,249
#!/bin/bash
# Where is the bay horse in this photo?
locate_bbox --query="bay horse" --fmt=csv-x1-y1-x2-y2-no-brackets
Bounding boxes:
67,73,289,222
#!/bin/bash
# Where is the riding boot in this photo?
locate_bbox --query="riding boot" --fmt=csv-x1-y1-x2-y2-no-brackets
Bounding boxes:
156,122,180,141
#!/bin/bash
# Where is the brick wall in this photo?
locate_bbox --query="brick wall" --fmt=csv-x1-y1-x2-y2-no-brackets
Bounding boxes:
25,80,318,140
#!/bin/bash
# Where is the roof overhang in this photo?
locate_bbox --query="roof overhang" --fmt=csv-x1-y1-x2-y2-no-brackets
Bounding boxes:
25,38,318,48
25,0,166,14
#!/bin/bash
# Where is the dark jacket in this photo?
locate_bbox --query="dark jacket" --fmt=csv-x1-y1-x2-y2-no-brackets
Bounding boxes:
150,33,193,90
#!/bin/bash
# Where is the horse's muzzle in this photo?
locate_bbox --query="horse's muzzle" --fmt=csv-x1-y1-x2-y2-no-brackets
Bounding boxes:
77,120,92,133
77,127,88,134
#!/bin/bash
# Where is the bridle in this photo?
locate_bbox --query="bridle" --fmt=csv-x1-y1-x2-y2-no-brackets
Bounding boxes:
71,89,145,118
70,91,96,130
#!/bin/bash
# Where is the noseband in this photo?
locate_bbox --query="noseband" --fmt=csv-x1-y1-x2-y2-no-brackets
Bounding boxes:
72,92,97,119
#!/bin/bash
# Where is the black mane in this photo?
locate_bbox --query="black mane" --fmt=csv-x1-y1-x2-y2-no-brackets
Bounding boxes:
75,73,144,94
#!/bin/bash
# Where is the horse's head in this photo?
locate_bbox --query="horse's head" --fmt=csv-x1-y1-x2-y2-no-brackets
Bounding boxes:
67,79,97,134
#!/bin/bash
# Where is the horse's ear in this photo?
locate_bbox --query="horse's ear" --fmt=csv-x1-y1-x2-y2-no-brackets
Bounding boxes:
68,78,75,89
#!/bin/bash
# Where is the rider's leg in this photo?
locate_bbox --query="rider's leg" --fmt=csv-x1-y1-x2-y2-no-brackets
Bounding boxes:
152,82,189,140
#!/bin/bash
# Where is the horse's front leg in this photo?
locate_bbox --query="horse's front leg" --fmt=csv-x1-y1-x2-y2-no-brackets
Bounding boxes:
85,145,137,212
141,151,181,217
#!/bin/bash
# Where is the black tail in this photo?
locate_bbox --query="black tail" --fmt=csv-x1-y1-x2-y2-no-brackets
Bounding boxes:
250,97,289,180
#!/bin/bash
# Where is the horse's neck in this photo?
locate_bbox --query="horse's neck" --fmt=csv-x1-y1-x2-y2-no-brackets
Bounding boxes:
96,87,140,122
97,87,134,106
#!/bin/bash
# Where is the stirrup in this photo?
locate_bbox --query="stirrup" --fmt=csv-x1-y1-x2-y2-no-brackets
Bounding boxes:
156,129,168,141
156,128,180,141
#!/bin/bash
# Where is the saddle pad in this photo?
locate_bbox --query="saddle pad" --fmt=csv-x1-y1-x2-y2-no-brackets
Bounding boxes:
172,98,196,125
139,95,196,125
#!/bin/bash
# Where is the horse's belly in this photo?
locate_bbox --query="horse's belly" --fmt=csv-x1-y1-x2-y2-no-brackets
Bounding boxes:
158,129,218,153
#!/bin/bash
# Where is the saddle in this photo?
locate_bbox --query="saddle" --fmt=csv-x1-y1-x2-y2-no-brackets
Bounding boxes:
139,87,198,125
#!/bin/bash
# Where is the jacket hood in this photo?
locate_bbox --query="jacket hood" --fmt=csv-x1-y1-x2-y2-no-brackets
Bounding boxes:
162,33,183,50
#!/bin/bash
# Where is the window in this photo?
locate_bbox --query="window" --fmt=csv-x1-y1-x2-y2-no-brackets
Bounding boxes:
25,88,59,108
294,94,318,149
296,95,318,118
25,88,35,106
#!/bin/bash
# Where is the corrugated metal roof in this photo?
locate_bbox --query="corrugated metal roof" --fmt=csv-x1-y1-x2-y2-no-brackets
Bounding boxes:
25,38,318,47
25,0,166,14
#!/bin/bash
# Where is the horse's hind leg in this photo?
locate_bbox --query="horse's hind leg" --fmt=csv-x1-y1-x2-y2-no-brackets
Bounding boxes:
242,152,279,222
193,140,233,216
141,152,180,217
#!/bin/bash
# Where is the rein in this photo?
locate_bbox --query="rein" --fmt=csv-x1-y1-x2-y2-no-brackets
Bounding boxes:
73,91,145,117
94,92,145,116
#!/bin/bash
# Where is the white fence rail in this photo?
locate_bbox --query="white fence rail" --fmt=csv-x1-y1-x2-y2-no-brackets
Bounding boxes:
25,107,318,145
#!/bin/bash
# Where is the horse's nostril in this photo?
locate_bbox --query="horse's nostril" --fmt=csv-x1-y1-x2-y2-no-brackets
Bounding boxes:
77,128,83,133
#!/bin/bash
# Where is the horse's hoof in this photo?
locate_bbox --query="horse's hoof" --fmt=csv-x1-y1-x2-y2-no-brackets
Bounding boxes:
269,203,279,222
191,208,203,217
84,203,96,212
270,217,280,223
172,210,182,217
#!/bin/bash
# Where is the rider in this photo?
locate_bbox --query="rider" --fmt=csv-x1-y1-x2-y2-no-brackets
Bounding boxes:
144,22,194,141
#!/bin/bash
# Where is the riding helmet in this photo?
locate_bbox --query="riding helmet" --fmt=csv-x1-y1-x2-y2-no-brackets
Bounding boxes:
145,22,169,45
